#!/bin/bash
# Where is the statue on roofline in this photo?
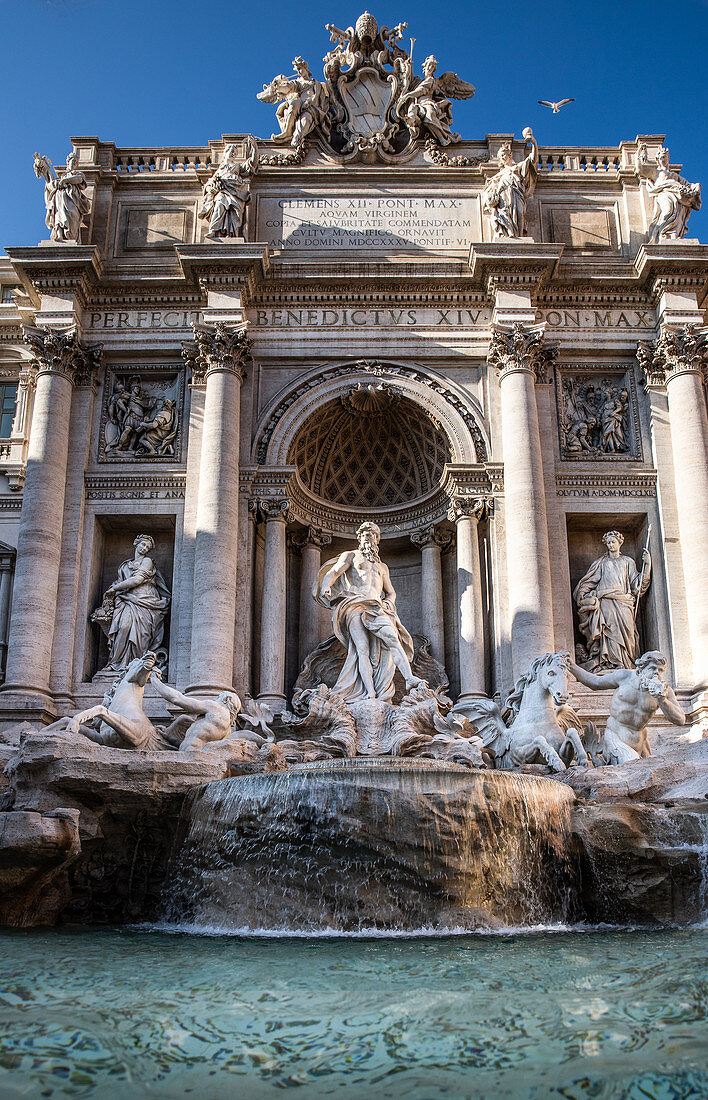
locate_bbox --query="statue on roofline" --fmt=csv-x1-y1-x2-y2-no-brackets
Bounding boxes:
199,136,259,240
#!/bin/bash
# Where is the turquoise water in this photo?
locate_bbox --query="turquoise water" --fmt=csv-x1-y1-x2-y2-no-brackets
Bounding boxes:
0,927,707,1099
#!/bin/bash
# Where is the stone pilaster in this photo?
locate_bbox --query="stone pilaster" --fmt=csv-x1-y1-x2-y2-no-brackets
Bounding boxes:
1,327,102,711
256,497,291,711
0,545,15,684
638,325,708,687
291,527,332,670
447,499,489,700
489,323,557,674
410,525,452,666
187,323,251,694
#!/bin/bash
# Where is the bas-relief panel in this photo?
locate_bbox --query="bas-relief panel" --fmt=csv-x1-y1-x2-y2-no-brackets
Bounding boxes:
555,366,641,462
98,367,185,463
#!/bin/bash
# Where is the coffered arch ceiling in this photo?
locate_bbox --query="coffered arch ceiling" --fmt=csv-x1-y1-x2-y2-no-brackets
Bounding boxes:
290,384,452,510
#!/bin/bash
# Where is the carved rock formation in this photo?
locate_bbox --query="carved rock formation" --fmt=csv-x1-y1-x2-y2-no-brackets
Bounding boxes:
562,737,708,925
166,760,579,931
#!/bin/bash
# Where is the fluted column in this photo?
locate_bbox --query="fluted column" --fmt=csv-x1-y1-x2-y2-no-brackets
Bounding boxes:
489,323,556,675
257,498,291,711
638,326,708,687
292,527,332,669
448,500,487,700
2,327,102,701
410,525,451,666
188,323,251,694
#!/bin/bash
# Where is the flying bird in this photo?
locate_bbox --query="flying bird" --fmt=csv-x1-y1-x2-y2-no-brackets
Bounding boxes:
538,98,574,113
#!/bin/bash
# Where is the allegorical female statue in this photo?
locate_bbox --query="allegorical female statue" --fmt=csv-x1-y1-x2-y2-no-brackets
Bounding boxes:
33,151,91,243
635,144,701,243
573,530,651,670
198,136,258,239
482,128,539,239
314,521,424,703
92,534,171,672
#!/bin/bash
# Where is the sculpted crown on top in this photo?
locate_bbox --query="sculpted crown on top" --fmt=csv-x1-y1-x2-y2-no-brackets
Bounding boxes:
190,323,253,383
637,324,708,388
23,326,103,386
257,11,475,161
487,323,558,382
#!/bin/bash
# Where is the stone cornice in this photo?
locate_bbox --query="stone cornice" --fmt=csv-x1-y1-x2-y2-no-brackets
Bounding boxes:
468,243,565,297
633,243,708,304
488,322,559,383
637,324,708,389
5,246,103,311
23,325,103,386
555,470,657,498
175,244,270,304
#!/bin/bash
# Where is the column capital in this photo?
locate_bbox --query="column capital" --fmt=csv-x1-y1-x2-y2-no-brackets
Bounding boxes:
637,324,708,390
447,496,493,524
23,325,102,386
488,322,558,383
250,496,292,524
190,322,252,383
410,525,453,551
289,526,332,552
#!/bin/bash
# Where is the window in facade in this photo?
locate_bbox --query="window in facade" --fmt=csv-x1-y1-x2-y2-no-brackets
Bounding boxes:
0,384,17,438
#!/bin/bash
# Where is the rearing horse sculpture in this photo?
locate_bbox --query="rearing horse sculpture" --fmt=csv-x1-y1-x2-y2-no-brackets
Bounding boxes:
453,651,589,772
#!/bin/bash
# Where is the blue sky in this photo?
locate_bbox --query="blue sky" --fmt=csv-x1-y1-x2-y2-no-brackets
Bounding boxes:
2,0,707,250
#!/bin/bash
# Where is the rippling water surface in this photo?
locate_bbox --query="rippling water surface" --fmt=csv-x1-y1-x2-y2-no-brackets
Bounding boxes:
0,926,706,1098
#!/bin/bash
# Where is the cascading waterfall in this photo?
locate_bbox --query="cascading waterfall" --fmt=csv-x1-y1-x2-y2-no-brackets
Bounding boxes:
165,759,578,932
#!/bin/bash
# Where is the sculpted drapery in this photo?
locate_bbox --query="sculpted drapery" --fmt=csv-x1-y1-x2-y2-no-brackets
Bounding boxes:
93,535,170,672
314,522,421,703
574,531,650,670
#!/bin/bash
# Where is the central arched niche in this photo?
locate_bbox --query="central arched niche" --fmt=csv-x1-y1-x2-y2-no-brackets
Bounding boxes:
289,382,453,509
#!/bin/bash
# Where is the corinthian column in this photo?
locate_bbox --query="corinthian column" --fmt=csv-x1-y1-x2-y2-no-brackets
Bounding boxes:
188,323,251,694
447,500,487,700
291,527,332,669
410,525,451,666
2,327,102,704
257,498,291,711
638,325,708,687
489,323,556,674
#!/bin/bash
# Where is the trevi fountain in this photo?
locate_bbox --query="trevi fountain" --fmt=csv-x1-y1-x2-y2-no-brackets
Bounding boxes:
0,10,706,1098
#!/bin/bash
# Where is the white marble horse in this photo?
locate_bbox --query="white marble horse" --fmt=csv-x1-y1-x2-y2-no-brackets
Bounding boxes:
454,651,589,772
47,651,175,751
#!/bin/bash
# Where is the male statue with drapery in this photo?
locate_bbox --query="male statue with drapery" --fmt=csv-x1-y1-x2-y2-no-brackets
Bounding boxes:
573,530,651,670
314,522,424,703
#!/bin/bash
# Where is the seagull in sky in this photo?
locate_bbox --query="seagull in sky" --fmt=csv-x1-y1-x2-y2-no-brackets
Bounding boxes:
538,98,575,113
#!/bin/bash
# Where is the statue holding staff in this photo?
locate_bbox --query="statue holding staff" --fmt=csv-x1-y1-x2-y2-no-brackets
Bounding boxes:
573,530,651,670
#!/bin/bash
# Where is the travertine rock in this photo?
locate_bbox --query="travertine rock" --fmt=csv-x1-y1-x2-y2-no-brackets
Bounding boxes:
1,730,230,924
168,760,578,931
562,738,708,924
0,808,80,925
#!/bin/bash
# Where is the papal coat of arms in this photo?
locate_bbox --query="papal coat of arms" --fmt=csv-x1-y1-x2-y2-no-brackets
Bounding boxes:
257,11,475,162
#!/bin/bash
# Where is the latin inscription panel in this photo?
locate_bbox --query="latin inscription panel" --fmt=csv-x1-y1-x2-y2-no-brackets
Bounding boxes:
257,195,478,251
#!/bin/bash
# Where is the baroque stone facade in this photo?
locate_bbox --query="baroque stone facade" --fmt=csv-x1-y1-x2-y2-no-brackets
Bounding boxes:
0,10,707,737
